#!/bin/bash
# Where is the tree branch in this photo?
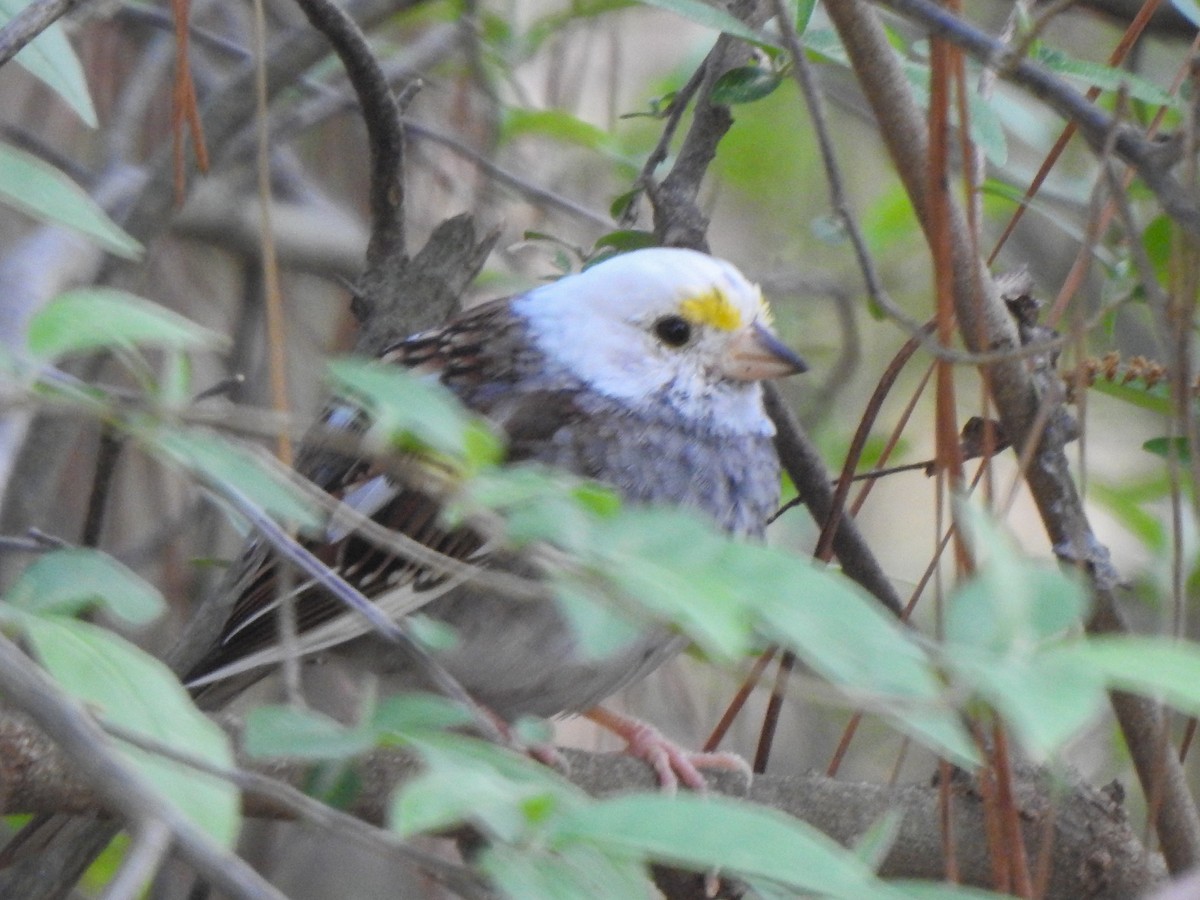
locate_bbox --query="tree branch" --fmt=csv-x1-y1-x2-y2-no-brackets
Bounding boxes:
0,707,1164,900
827,0,1200,872
873,0,1200,236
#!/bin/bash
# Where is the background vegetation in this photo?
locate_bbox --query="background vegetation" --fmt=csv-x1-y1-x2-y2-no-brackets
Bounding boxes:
2,0,1200,896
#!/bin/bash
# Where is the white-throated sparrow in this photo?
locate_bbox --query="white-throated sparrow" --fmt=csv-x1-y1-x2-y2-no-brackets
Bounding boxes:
186,247,806,783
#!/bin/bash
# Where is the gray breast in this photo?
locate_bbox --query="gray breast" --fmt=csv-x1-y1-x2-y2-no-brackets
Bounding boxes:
522,393,781,539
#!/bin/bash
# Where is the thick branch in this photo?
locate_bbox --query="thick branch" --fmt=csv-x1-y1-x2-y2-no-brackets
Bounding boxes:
0,709,1163,900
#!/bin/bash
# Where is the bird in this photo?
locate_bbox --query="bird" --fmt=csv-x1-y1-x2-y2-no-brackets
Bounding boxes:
184,246,807,786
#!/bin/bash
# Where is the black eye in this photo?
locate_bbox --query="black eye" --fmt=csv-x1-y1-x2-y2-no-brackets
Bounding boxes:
653,315,692,347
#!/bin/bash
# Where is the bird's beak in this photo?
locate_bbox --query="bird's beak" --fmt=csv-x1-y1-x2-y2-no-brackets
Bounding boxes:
719,323,808,381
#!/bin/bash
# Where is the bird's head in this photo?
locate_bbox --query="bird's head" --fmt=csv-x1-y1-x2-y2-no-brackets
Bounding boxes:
514,248,806,433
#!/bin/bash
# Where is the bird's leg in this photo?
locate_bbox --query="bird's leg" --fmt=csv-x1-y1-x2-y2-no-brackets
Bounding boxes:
480,706,570,774
585,706,750,792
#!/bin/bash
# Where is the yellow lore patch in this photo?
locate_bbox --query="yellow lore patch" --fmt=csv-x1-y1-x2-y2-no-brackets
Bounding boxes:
678,286,770,331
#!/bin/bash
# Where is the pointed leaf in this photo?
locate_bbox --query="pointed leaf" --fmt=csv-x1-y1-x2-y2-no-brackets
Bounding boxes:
22,615,238,846
0,143,139,257
7,548,163,625
27,289,223,361
0,0,96,125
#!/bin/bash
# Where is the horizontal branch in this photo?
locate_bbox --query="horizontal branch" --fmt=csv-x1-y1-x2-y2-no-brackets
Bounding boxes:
0,707,1163,899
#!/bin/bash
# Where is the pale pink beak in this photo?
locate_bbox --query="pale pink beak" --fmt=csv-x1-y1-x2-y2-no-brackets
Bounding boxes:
719,323,807,381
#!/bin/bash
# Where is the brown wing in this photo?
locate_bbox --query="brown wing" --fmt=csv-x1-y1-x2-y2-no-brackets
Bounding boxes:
185,297,578,689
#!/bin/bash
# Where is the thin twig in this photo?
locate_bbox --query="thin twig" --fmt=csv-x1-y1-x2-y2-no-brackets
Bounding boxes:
0,0,92,68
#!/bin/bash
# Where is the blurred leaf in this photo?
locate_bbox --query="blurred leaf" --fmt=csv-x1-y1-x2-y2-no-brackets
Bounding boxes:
27,289,223,361
1034,45,1177,107
1089,477,1169,552
6,548,163,625
942,502,1103,759
811,212,848,245
946,647,1106,759
523,0,638,52
1088,376,1171,415
144,427,325,532
854,809,905,871
1144,436,1189,461
501,108,615,152
1142,214,1172,287
794,0,817,32
947,504,1089,653
609,188,640,219
1067,636,1200,714
1172,0,1200,28
620,91,677,120
244,705,374,760
393,734,580,841
592,229,657,253
711,65,783,105
481,842,655,900
892,883,1011,899
0,0,96,126
466,470,976,764
552,579,646,659
328,358,503,470
554,793,904,898
803,29,1005,164
370,692,475,739
630,0,776,48
750,551,977,766
0,143,139,257
21,615,239,846
903,68,1006,166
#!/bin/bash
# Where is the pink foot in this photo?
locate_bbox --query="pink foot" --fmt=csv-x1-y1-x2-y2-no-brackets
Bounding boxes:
586,707,750,792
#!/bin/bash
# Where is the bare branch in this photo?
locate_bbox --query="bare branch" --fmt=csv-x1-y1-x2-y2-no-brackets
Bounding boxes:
0,0,92,68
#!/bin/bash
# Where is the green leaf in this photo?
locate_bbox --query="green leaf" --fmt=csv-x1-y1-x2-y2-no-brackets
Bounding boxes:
794,0,817,32
0,143,139,257
501,108,615,151
948,500,1090,651
6,548,163,625
751,554,977,766
941,502,1101,759
0,0,96,126
142,427,325,532
609,189,640,219
369,692,475,739
710,65,783,105
481,842,656,900
21,615,239,847
1087,376,1171,416
1034,45,1177,108
1141,214,1172,287
853,809,904,872
630,0,777,48
1144,436,1189,461
892,882,1012,899
945,647,1106,760
1066,636,1200,715
243,705,375,760
591,230,657,253
27,289,224,361
554,793,904,898
392,735,580,841
903,67,1007,166
327,358,503,469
